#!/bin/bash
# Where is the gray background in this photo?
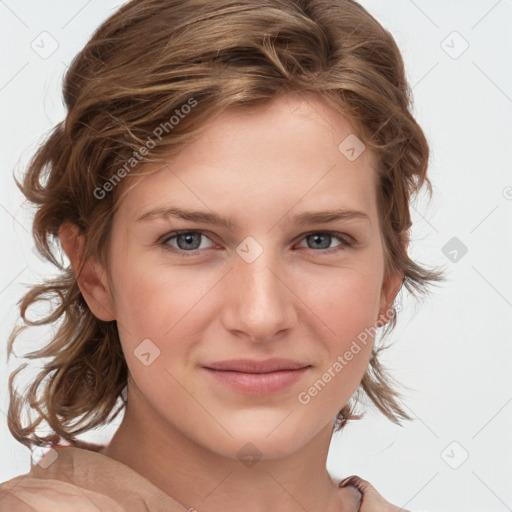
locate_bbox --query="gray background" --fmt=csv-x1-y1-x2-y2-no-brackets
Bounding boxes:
1,1,511,510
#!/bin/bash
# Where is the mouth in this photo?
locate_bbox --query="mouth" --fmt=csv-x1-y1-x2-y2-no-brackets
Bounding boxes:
203,358,310,373
202,358,312,395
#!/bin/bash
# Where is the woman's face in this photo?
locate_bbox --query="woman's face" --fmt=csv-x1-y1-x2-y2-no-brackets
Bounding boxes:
96,93,402,459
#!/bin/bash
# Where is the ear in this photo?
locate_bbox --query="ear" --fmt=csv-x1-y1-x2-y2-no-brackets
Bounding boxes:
58,222,116,322
377,230,409,326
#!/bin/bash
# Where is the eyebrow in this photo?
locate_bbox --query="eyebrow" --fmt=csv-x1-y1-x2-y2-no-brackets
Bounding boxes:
135,206,370,230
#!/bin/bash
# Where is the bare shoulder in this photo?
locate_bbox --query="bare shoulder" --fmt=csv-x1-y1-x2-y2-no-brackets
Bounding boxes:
0,474,125,512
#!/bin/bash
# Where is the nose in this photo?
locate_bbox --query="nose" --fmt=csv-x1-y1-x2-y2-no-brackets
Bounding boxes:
221,246,297,343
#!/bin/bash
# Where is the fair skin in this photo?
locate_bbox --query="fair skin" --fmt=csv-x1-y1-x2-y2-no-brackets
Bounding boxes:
60,93,405,512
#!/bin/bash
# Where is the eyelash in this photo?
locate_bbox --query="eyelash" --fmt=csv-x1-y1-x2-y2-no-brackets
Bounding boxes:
159,230,355,257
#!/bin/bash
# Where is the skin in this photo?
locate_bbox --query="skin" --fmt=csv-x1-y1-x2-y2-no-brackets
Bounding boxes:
60,92,406,512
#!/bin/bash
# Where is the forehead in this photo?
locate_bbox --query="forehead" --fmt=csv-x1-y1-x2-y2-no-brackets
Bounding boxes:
115,93,379,225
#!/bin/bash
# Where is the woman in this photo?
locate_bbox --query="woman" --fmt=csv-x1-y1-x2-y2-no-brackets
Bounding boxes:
0,0,440,510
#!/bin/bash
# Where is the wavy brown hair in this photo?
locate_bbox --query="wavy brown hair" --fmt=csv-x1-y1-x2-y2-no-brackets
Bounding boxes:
7,0,442,448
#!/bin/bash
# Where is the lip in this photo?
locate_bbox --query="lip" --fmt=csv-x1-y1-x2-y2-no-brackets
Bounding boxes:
202,358,311,395
203,358,310,373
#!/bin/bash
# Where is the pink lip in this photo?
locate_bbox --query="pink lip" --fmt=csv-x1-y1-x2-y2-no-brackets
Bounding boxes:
202,359,311,395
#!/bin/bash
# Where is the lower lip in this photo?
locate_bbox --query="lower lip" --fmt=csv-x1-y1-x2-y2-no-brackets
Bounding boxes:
203,367,311,395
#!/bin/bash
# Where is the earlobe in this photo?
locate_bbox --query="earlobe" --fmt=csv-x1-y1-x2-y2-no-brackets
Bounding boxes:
58,222,116,322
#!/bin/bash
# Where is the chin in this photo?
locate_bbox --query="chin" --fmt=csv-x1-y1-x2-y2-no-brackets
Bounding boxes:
208,416,316,461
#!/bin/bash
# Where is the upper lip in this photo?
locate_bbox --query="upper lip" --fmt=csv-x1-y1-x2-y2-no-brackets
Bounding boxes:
204,358,311,374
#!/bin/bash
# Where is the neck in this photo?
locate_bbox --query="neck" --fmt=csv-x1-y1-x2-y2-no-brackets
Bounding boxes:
102,382,357,512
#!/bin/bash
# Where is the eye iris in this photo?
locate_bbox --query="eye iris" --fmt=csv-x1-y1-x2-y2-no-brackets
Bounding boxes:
177,233,201,250
308,233,331,249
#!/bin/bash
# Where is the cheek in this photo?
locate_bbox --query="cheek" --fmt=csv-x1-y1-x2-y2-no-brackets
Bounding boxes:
301,261,383,339
111,260,219,359
297,272,379,421
111,266,209,412
296,260,383,393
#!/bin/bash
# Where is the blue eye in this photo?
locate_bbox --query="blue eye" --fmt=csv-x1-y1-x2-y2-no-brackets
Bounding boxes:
160,230,354,256
297,232,352,252
162,231,215,252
